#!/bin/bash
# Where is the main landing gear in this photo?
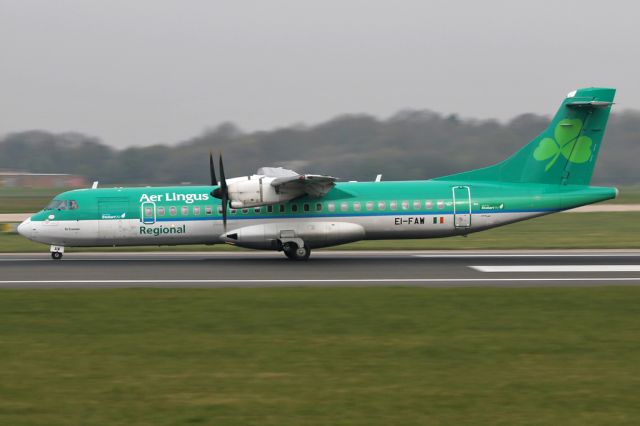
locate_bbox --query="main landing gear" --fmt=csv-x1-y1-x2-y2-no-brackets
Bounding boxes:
50,245,64,260
282,241,311,261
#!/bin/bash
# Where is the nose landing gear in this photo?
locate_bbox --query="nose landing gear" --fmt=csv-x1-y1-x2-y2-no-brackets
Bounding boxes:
50,245,64,260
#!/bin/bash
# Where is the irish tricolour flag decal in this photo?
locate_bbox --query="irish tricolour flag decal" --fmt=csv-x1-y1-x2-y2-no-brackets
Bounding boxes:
432,216,445,224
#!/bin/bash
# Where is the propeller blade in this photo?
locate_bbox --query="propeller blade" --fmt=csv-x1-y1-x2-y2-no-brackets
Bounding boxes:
219,154,227,192
219,154,228,231
210,152,223,198
209,151,218,186
221,192,228,231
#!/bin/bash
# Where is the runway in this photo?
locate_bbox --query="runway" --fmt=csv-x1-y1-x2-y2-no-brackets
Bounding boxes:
1,250,640,288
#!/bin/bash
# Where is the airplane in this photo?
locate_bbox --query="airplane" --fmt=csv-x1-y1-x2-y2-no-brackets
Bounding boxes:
17,87,618,260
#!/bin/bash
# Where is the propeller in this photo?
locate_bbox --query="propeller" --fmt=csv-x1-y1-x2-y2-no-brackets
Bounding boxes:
209,151,218,186
210,153,229,231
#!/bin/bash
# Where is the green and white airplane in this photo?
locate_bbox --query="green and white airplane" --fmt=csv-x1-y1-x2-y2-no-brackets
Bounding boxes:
18,87,618,260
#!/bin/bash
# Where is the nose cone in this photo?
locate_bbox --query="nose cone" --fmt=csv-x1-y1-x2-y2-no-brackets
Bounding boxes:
17,218,31,239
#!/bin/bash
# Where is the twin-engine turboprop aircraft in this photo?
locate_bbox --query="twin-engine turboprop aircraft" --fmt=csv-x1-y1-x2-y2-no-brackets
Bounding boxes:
18,88,618,260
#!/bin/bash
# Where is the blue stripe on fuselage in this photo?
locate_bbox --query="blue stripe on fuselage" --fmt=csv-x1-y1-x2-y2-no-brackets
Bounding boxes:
151,208,558,222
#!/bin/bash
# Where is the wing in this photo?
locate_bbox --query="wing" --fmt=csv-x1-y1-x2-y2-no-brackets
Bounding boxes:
270,174,337,198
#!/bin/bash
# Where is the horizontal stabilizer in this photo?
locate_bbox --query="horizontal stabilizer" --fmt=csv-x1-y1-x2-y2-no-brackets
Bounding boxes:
566,100,613,108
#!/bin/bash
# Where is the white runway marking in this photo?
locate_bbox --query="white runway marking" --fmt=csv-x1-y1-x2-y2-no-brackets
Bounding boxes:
415,254,640,258
1,277,640,285
472,265,640,273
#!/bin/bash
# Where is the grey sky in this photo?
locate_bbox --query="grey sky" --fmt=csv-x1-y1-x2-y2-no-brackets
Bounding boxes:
1,0,638,147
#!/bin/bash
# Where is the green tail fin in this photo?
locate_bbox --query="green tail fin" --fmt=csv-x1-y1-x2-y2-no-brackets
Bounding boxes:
435,87,616,186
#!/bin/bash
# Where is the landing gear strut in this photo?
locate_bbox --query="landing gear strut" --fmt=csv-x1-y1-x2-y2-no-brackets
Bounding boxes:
282,241,311,261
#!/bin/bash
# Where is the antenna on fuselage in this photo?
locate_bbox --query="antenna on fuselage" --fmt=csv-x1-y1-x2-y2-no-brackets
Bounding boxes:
375,174,382,182
91,181,99,189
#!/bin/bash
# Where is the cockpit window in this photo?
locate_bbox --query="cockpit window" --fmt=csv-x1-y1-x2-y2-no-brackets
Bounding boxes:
69,200,79,210
45,199,68,210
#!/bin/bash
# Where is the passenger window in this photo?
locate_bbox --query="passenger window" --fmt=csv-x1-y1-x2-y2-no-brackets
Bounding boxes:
279,204,285,213
170,206,177,216
353,202,361,211
437,200,444,209
316,203,322,212
303,203,310,212
145,207,153,217
267,205,273,213
242,208,249,214
254,207,261,213
69,200,79,210
231,208,237,214
206,206,213,215
425,200,433,209
390,201,397,210
413,200,421,209
401,200,409,210
366,201,373,211
193,206,200,215
328,202,336,212
340,202,348,212
181,206,188,216
157,207,165,216
291,204,299,213
378,201,386,210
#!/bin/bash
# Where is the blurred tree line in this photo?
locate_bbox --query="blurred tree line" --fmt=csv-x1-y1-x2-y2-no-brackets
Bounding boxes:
1,109,638,185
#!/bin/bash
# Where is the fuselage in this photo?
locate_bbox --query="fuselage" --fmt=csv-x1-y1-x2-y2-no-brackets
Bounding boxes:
17,180,617,249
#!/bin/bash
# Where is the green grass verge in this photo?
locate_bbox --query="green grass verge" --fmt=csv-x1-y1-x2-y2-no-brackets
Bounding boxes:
1,186,640,214
1,287,639,425
2,212,639,252
0,187,67,214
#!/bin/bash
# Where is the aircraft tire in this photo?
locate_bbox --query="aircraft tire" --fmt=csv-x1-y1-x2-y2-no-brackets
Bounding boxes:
283,242,311,261
51,252,63,260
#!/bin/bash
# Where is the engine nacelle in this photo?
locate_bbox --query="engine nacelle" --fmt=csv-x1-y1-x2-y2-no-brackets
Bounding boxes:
221,222,365,250
227,176,302,208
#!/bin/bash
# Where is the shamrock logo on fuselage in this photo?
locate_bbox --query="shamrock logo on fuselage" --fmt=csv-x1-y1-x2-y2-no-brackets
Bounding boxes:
533,118,593,171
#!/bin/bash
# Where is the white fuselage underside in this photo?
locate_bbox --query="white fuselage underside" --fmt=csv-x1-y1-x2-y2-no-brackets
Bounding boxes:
21,211,545,248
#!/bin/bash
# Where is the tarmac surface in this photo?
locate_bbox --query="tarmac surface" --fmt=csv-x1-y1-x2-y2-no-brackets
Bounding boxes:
1,250,640,288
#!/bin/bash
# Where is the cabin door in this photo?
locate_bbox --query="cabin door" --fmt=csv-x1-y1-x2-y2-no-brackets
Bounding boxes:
140,202,156,225
452,186,471,228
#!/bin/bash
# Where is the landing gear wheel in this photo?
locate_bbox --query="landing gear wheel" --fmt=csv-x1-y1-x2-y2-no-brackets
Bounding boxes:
283,242,311,261
51,252,63,260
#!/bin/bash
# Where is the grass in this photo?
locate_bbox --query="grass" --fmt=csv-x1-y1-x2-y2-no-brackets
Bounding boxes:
0,287,639,425
0,187,63,214
0,186,639,214
2,212,639,252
